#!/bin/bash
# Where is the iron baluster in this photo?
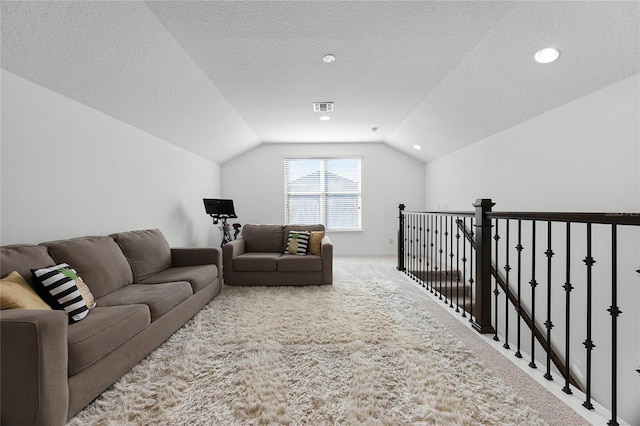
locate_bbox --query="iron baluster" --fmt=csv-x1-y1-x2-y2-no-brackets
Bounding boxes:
444,216,449,305
607,224,620,426
439,215,443,300
426,215,431,291
429,215,434,293
449,217,454,308
562,222,573,394
431,215,436,293
493,219,500,342
503,220,511,350
412,214,417,282
469,217,474,323
422,215,427,289
544,220,554,380
406,217,411,278
582,222,595,410
529,220,537,369
415,215,420,285
461,217,467,317
419,215,424,288
455,216,461,313
407,214,412,279
515,219,523,359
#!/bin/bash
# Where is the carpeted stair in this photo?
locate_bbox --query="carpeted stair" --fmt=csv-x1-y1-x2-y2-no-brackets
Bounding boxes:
407,266,475,313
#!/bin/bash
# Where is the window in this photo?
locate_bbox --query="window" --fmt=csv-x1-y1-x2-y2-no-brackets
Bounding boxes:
285,157,361,230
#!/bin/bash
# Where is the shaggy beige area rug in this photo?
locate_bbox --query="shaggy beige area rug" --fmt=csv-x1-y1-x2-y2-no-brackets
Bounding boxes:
68,260,552,425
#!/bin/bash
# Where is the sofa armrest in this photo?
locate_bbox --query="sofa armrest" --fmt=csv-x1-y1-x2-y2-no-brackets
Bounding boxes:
171,247,222,272
222,239,246,285
321,236,333,285
1,309,69,426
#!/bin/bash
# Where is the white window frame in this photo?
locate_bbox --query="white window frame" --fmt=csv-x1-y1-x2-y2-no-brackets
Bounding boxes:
284,156,362,231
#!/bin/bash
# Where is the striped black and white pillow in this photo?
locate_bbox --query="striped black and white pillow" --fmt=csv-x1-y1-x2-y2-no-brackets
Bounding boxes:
285,231,311,255
31,263,89,323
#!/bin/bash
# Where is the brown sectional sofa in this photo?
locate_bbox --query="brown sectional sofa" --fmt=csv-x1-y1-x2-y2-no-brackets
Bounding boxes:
0,229,222,426
223,224,333,286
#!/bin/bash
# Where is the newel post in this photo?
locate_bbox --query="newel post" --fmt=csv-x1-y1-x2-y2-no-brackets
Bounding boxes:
397,204,406,271
472,198,496,334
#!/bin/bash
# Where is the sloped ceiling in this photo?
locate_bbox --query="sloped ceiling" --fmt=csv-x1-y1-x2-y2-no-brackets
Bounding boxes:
2,1,638,164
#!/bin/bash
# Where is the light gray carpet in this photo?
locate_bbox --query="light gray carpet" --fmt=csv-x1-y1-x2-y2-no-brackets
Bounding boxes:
68,256,588,425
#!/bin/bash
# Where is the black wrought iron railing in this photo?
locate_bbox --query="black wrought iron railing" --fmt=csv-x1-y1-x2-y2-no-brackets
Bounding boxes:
397,200,640,426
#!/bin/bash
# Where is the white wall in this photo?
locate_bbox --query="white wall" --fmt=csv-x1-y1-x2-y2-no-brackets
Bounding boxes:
423,74,640,425
221,143,425,255
424,74,639,213
1,70,222,247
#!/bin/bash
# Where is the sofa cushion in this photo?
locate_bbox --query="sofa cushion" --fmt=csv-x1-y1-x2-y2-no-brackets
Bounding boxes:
278,254,323,272
0,271,52,310
67,305,150,375
110,229,172,281
282,224,325,252
138,264,218,294
41,236,133,299
0,245,56,287
96,282,192,321
242,225,283,253
31,263,89,323
233,252,281,272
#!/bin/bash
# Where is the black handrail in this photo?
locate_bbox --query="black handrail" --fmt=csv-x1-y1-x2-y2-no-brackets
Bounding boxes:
488,212,640,226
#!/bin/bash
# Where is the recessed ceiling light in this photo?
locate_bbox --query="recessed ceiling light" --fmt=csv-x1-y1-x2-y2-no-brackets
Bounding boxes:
413,145,422,150
319,116,331,121
534,47,560,64
322,54,336,63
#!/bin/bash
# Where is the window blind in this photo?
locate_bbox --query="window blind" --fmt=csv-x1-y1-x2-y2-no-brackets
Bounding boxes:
284,157,361,230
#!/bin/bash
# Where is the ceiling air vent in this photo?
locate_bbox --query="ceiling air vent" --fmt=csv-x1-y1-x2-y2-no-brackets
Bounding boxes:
313,102,334,112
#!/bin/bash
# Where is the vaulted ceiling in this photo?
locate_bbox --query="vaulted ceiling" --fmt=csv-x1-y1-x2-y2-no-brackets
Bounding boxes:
2,1,638,164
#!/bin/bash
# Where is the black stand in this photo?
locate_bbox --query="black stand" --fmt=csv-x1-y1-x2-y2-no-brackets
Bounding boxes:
209,215,241,247
220,217,232,247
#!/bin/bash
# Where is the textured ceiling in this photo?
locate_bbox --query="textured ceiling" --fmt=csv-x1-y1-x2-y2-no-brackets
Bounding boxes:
2,1,638,164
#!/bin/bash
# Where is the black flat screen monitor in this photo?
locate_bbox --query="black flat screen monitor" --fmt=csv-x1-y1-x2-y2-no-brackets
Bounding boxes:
203,199,237,218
